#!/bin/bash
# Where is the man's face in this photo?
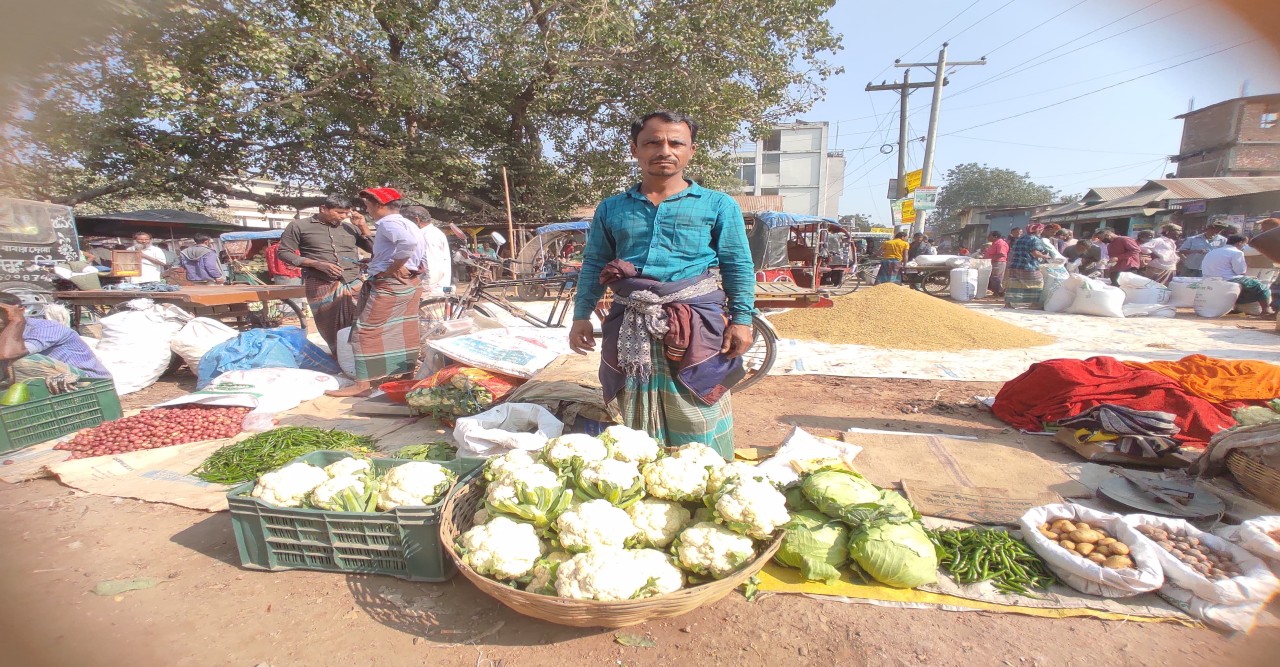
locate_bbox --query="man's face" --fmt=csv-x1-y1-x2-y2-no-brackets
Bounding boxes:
631,119,694,179
318,205,349,224
135,234,151,247
912,234,924,242
1206,227,1222,239
1009,229,1022,239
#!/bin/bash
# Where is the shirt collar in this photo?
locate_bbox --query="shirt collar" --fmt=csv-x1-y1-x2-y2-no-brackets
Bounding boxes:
626,179,704,203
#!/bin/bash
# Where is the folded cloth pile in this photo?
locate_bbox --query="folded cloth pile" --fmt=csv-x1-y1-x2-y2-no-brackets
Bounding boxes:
105,281,181,292
1057,405,1180,458
1126,354,1280,404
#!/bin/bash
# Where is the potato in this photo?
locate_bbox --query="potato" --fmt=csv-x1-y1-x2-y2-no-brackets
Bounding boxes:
1104,555,1134,570
1095,544,1112,557
1108,542,1130,556
1087,553,1107,564
1069,529,1103,544
1075,522,1092,531
1076,543,1095,557
1059,539,1077,552
1186,536,1200,547
1098,537,1116,547
1039,528,1060,541
1051,520,1076,534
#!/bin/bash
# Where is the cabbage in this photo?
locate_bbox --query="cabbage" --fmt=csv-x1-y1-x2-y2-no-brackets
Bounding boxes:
847,520,938,589
785,486,816,512
801,469,885,524
877,489,921,523
774,510,850,583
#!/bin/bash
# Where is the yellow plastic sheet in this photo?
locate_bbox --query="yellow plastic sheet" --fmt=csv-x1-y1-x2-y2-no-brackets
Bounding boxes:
757,564,1193,625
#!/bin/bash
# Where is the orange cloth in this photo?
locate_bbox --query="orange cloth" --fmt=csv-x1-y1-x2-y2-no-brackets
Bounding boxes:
1125,355,1280,403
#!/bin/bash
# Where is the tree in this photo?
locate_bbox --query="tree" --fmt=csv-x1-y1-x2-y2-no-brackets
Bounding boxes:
839,213,872,231
1,1,841,223
930,163,1059,232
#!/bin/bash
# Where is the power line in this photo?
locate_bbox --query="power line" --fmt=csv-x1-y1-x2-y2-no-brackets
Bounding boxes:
874,0,983,79
984,0,1089,57
946,134,1169,155
1030,157,1169,179
941,39,1256,135
945,0,1021,44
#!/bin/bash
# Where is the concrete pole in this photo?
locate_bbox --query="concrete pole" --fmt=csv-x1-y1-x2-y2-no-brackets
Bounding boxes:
920,44,948,192
897,69,911,200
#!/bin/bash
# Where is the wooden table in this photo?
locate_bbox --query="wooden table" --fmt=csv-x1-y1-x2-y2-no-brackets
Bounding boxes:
754,280,834,309
57,284,307,328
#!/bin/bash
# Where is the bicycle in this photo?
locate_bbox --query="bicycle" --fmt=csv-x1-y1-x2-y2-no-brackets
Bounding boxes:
434,256,776,392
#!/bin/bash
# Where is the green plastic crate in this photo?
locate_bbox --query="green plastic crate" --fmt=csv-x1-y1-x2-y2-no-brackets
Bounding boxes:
0,378,121,455
228,451,481,582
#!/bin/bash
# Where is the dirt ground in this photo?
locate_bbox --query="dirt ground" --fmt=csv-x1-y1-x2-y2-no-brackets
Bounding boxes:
2,373,1279,667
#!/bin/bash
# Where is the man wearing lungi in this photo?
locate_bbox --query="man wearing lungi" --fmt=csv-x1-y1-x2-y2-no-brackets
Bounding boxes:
568,111,754,458
276,195,373,356
326,187,423,397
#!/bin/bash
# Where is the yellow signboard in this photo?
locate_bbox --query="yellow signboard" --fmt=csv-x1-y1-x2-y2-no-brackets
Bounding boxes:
901,198,917,224
904,169,923,194
870,227,894,235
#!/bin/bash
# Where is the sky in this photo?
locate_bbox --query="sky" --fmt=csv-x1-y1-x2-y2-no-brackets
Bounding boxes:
790,0,1280,225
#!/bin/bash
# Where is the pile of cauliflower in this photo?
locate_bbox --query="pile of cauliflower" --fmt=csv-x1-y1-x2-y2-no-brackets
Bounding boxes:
455,425,790,601
249,456,457,513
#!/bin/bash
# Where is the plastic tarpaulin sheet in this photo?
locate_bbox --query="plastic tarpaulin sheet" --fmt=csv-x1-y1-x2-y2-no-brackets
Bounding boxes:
196,326,341,388
219,229,283,242
535,221,590,235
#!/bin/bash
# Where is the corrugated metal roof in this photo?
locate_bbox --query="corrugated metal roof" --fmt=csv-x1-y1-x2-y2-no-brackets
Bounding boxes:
1087,186,1141,201
1174,93,1280,119
1142,177,1280,200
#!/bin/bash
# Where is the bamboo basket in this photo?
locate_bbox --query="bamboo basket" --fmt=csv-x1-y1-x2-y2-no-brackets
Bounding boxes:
1227,451,1280,510
439,475,783,628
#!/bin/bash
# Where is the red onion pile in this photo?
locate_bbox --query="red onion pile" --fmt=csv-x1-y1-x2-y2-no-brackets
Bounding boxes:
54,406,251,459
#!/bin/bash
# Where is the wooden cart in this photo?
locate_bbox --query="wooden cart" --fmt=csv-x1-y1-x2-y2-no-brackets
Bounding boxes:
57,284,307,329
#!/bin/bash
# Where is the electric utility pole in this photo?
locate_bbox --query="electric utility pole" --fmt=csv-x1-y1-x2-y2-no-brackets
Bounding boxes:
865,69,939,199
896,43,986,188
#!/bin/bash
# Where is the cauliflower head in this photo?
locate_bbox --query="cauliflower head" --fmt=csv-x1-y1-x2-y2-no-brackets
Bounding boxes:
309,474,373,512
627,498,692,549
641,456,711,502
483,449,540,482
631,548,685,596
707,461,766,492
376,461,457,511
554,499,640,552
712,477,791,539
671,443,727,470
672,521,756,579
250,462,329,507
554,549,653,601
524,550,572,595
573,459,645,508
457,516,545,580
600,425,661,465
324,456,372,479
542,433,609,471
484,462,571,530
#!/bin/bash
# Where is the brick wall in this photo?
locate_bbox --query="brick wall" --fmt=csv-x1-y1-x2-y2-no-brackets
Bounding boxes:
1175,151,1229,178
1178,101,1240,155
1232,145,1280,174
1238,99,1280,143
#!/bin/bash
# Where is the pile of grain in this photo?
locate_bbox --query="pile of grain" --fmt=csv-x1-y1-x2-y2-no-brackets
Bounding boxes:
766,283,1054,351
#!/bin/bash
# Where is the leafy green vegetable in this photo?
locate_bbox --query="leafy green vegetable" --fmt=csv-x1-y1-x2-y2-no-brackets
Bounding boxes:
394,442,457,461
847,520,939,589
876,489,921,523
784,486,816,512
801,468,887,525
192,427,375,485
773,510,850,583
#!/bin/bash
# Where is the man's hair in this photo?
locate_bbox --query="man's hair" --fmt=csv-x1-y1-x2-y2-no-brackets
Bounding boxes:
320,195,353,210
1074,239,1091,248
1224,225,1241,236
630,111,699,144
401,205,433,223
1161,223,1182,235
193,233,211,244
1227,234,1247,245
359,193,401,212
133,231,150,239
0,293,23,306
1207,222,1228,231
988,231,1002,239
1137,230,1154,241
894,231,908,239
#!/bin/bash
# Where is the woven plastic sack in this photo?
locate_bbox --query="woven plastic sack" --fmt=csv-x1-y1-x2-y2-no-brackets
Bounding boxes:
1215,516,1280,572
1019,504,1163,598
1066,278,1126,318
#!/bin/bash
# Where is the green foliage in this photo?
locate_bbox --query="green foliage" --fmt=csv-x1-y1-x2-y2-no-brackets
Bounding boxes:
930,163,1059,232
2,0,842,223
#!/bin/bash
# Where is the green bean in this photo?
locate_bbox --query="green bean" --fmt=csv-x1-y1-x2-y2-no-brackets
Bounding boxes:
928,527,1056,594
192,427,376,484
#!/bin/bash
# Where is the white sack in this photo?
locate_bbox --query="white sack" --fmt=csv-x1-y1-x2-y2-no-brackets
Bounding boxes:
1124,514,1280,633
1117,272,1172,305
1215,516,1280,571
1192,278,1241,318
428,329,562,379
1066,278,1126,318
949,268,978,302
1121,303,1177,318
1044,274,1086,313
1019,503,1163,598
94,300,192,395
914,255,962,267
335,326,356,378
1168,277,1199,308
754,426,863,488
452,403,564,457
170,317,238,371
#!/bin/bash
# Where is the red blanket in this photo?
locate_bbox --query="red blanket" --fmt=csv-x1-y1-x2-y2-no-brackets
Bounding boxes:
991,356,1237,446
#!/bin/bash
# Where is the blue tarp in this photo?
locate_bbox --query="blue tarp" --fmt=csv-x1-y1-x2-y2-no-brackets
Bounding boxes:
535,221,590,235
196,326,341,389
219,230,284,242
754,211,838,229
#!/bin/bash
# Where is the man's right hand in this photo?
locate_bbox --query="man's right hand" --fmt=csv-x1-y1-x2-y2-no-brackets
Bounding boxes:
306,261,344,280
568,320,595,354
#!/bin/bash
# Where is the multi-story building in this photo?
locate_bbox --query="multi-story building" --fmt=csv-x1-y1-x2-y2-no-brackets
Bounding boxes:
220,178,323,228
1171,94,1280,178
735,122,846,217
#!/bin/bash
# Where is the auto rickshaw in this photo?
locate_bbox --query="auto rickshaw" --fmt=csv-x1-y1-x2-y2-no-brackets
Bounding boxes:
744,211,854,294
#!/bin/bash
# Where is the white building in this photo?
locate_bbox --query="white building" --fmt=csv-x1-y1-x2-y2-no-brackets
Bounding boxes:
221,178,323,229
735,122,845,217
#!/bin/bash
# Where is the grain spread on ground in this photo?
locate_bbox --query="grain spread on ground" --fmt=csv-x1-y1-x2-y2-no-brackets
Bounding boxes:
766,284,1055,351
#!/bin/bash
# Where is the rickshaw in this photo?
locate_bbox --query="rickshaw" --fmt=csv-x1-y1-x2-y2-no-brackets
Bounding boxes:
511,220,589,299
744,211,856,295
218,229,283,285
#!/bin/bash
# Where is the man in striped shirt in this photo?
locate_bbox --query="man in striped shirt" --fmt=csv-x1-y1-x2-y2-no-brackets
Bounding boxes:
0,295,111,393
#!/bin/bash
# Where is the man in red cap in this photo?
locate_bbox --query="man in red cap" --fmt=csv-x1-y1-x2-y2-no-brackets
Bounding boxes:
326,187,423,397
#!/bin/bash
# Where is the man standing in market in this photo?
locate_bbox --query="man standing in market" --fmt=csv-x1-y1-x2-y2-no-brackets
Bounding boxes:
568,111,753,458
129,232,169,284
402,205,453,296
276,195,373,356
982,230,1009,297
178,234,225,285
1178,222,1227,277
326,188,423,398
1100,229,1142,286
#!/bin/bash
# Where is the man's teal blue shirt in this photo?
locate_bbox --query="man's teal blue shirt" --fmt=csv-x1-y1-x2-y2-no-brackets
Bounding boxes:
573,180,756,325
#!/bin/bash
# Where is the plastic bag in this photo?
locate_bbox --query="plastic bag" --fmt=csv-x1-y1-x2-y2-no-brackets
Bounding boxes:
1215,516,1280,571
1124,514,1280,633
94,300,192,395
405,365,522,421
170,317,238,371
335,326,355,377
452,403,564,457
1168,278,1199,308
1019,504,1163,598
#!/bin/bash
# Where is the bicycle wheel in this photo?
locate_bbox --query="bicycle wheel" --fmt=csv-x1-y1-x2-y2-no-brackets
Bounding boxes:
920,272,951,296
734,313,777,393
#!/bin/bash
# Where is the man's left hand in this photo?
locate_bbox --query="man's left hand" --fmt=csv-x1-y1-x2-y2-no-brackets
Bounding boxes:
720,323,753,359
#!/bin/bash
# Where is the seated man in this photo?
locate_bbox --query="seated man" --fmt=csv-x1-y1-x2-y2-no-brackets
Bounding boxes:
0,295,112,392
1201,234,1274,317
